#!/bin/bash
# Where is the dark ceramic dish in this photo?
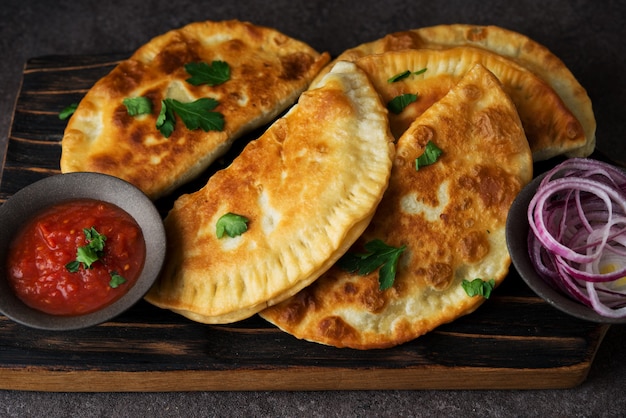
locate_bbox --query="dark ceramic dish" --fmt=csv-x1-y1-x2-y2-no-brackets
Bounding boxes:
0,172,166,330
506,172,626,324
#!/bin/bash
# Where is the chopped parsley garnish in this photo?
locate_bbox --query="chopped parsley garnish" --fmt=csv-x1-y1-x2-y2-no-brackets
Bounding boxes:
123,96,152,116
185,60,231,86
216,213,250,238
338,239,406,290
59,103,78,120
156,100,176,138
156,98,225,138
388,70,412,83
121,60,230,137
462,278,496,299
109,272,127,288
415,140,443,171
66,227,107,272
66,228,129,289
387,93,418,114
387,68,427,83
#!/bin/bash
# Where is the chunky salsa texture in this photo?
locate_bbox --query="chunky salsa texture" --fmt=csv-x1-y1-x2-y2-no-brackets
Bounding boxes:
7,199,146,316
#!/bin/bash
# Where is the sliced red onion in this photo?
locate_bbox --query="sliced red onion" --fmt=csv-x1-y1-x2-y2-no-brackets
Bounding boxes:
527,158,626,317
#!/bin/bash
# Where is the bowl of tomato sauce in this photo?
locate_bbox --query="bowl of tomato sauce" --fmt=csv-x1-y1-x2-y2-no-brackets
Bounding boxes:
0,172,166,330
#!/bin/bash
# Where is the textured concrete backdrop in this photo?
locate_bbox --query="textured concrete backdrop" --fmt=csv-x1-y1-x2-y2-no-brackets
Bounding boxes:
1,1,625,416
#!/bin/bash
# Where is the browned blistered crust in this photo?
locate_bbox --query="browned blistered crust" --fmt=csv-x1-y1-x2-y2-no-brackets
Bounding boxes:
261,64,533,350
312,24,595,160
61,20,330,199
144,61,395,324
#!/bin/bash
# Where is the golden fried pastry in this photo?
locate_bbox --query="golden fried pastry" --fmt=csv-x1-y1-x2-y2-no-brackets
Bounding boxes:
350,47,585,161
144,61,395,324
261,64,533,349
61,20,330,199
314,24,595,160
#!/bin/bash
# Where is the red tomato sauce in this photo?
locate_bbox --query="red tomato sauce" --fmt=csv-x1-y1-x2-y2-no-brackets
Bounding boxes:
6,199,146,316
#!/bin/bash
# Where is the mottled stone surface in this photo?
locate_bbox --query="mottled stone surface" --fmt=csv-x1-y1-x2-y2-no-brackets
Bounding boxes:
1,1,625,416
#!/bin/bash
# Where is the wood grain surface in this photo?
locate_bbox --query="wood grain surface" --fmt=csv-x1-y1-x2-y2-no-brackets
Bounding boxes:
0,55,610,392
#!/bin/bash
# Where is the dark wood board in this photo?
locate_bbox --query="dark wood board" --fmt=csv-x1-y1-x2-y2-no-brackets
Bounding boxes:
0,54,610,392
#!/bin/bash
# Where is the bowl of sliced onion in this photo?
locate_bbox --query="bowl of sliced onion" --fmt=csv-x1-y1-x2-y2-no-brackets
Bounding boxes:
507,158,626,323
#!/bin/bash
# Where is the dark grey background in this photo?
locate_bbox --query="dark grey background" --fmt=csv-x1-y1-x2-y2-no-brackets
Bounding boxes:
1,1,625,416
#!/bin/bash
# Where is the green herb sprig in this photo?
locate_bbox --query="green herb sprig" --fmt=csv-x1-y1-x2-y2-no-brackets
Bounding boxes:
415,141,443,171
123,96,152,116
338,239,406,290
66,227,127,288
156,98,225,138
387,68,427,83
185,61,231,86
109,272,127,288
387,93,418,115
59,103,78,120
123,60,230,137
66,227,107,272
462,278,496,299
216,213,250,238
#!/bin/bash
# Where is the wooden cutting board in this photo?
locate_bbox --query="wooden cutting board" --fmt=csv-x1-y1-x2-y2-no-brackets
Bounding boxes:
0,54,609,392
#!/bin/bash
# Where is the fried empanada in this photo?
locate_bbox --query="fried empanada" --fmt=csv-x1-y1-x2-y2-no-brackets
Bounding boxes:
260,64,533,349
314,24,595,160
351,47,585,161
61,20,330,199
144,61,395,324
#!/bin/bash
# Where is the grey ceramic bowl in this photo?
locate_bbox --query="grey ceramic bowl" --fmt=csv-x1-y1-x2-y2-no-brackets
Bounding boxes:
506,172,626,324
0,172,166,330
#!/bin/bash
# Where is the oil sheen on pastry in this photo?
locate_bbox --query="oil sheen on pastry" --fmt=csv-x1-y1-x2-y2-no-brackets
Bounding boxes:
351,47,586,161
145,61,395,324
261,64,533,349
314,24,595,160
61,20,330,199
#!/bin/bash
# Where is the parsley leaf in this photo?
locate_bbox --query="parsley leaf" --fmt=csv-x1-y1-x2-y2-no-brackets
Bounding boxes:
123,96,152,116
216,213,249,238
185,61,230,86
462,278,496,299
387,68,427,83
109,272,127,288
65,260,81,273
338,239,406,290
83,227,106,252
387,93,418,114
59,103,78,120
415,141,443,171
75,245,101,269
156,98,225,138
65,227,107,271
156,100,176,138
387,70,412,83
